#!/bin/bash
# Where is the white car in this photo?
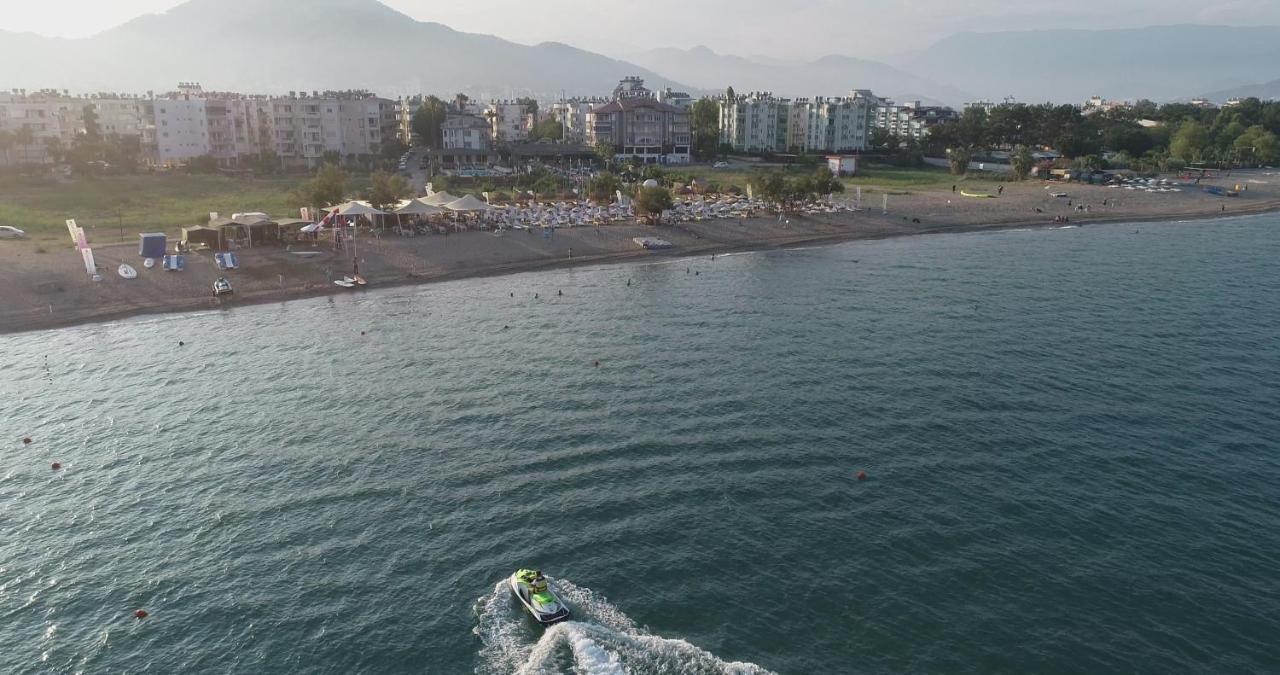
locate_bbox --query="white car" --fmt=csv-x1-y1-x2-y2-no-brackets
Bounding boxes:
0,226,26,239
713,161,729,169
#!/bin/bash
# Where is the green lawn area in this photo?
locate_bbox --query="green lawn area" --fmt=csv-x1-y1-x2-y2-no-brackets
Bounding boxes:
674,163,958,195
0,174,305,242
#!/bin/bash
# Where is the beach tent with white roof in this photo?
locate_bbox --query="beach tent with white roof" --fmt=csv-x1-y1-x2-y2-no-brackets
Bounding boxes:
421,191,460,207
444,195,492,212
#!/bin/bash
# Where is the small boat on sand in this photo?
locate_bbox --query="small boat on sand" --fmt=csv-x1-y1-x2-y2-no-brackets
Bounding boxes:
334,278,356,288
118,264,138,279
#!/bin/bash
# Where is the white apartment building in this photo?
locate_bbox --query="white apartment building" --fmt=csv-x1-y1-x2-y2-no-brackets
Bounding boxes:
658,88,694,111
486,101,533,143
873,99,959,140
720,92,790,153
153,96,209,164
550,98,606,143
0,90,80,165
442,114,491,151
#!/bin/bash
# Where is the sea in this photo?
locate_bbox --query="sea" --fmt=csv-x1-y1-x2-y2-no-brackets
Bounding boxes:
3,215,1279,674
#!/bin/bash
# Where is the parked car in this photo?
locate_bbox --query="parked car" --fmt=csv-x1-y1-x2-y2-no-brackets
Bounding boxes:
713,161,729,169
0,226,26,239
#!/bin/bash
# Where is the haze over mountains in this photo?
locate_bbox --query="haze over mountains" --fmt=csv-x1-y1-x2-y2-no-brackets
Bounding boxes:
1,0,1278,106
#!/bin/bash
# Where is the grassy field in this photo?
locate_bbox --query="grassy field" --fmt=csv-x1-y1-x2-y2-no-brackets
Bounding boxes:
0,174,303,242
676,163,961,195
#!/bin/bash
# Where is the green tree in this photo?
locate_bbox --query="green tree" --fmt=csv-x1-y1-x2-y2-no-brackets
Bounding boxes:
1234,125,1280,166
1170,121,1210,162
1010,145,1034,181
290,163,350,209
593,142,617,168
454,93,470,111
411,96,449,148
0,130,13,166
381,138,410,163
364,170,412,211
635,186,674,224
254,150,281,175
184,154,219,174
947,146,972,175
13,126,35,165
531,117,563,141
81,104,101,144
43,136,64,164
691,98,721,161
748,170,788,205
587,172,622,201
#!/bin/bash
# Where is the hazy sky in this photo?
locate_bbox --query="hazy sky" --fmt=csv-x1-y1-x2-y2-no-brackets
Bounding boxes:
4,0,1280,58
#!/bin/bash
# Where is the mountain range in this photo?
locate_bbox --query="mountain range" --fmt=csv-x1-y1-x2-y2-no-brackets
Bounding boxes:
0,0,688,99
891,25,1280,104
1,1,1279,107
622,46,971,106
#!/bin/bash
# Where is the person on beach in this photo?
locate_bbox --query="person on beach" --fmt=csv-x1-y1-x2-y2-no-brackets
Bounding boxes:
952,185,956,193
997,185,1004,196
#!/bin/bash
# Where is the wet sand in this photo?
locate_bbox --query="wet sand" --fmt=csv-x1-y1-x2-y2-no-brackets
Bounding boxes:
3,173,1277,334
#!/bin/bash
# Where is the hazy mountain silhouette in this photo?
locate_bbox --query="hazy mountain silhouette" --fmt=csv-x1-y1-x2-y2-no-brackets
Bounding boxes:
1200,79,1280,104
625,46,972,106
893,25,1280,104
0,0,690,97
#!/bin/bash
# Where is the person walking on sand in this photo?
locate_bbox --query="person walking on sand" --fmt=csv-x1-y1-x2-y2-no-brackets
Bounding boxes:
952,185,956,193
997,185,1004,196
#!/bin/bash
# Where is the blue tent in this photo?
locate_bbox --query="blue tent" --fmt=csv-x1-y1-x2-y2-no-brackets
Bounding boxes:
139,233,166,258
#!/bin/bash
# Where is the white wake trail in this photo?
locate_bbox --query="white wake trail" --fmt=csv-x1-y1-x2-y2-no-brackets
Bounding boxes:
475,578,773,675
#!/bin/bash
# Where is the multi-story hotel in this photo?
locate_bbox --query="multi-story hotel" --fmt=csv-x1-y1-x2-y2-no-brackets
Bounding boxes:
587,77,691,164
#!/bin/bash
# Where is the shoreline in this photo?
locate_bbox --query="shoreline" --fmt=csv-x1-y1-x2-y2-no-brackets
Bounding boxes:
5,168,1279,336
4,199,1277,336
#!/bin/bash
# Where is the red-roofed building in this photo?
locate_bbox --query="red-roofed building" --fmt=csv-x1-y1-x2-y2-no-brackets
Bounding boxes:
587,78,691,165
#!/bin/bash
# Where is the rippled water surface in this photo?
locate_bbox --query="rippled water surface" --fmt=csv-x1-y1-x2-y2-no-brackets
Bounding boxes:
3,217,1280,674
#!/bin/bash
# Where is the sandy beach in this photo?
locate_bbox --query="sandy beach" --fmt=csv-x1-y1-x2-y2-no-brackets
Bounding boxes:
3,172,1277,335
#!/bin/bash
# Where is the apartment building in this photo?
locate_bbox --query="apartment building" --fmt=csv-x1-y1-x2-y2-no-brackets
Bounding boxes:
588,78,691,164
719,92,790,153
658,88,694,111
550,98,606,144
442,114,491,151
874,99,959,140
153,91,209,164
0,90,81,165
486,101,534,143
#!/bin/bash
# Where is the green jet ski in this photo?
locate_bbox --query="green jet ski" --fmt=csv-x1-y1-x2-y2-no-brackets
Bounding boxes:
509,569,571,626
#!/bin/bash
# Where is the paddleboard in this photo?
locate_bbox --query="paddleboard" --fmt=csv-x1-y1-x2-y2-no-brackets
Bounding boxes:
118,264,138,279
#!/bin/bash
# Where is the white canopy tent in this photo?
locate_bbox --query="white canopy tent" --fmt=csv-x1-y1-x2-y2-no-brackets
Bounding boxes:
421,191,460,207
444,195,492,212
395,199,447,216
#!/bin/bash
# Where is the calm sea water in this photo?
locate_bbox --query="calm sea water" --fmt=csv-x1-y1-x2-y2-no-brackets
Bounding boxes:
3,216,1279,674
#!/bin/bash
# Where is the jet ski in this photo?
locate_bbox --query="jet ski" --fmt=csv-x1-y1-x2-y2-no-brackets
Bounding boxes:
509,569,570,626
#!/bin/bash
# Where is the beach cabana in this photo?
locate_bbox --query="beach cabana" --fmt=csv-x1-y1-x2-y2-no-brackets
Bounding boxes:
181,225,221,250
421,191,460,207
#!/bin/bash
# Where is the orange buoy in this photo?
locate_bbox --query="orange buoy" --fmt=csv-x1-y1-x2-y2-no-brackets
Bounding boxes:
51,462,62,471
134,609,148,619
856,470,867,481
22,437,32,445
